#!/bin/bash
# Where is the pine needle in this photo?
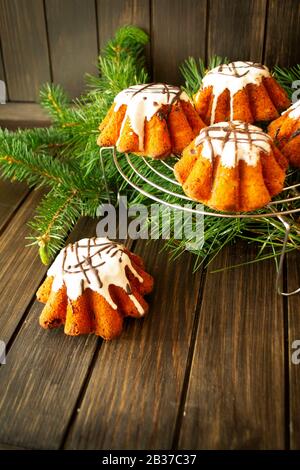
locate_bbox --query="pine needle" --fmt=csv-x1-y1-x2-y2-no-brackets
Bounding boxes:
0,26,299,270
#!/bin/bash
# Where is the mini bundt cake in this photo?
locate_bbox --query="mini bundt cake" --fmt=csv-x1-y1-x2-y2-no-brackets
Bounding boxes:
268,99,300,167
36,237,154,340
174,121,288,212
194,61,290,125
97,83,206,158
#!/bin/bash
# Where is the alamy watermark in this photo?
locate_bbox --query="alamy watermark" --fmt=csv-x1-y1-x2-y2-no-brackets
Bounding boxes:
291,340,300,365
96,196,204,251
0,340,6,365
0,80,6,104
292,80,300,104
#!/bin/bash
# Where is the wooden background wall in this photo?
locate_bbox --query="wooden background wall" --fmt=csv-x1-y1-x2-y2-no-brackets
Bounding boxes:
0,0,300,102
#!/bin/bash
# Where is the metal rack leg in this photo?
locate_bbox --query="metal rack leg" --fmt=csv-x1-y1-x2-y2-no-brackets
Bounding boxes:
276,215,300,296
99,146,114,205
107,148,300,295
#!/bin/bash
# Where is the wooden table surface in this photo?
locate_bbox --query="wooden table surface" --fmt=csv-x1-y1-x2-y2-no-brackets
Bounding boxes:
0,180,299,450
0,111,300,450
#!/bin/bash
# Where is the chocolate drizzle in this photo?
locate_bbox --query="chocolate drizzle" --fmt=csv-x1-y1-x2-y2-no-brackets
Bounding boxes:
289,128,300,142
122,82,182,107
114,83,189,151
200,61,270,123
196,121,272,153
61,239,128,295
195,121,273,167
48,237,145,315
207,61,267,79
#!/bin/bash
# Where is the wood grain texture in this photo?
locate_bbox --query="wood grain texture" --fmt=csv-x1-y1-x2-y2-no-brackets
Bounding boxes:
0,305,98,449
0,217,100,449
152,0,207,84
287,250,300,449
0,180,29,232
97,0,150,47
45,0,98,98
208,0,267,62
264,0,300,67
0,190,46,343
178,242,285,450
0,103,51,130
65,239,203,449
0,0,50,101
0,0,300,102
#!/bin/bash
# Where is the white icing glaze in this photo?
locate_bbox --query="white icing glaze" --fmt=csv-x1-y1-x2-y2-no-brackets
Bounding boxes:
114,83,190,150
194,121,272,168
283,99,300,120
197,61,271,124
48,237,145,315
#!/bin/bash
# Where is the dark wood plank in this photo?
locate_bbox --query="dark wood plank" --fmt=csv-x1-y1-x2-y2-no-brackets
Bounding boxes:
178,242,285,449
0,307,97,449
0,190,46,344
45,0,98,98
0,0,50,101
152,0,207,84
64,240,203,449
0,103,51,130
287,250,300,449
208,0,267,62
97,0,150,48
0,180,29,232
264,0,300,67
0,217,100,449
0,219,141,449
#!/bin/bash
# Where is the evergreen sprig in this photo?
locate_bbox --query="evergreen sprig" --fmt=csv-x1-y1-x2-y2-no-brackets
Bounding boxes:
0,24,299,270
273,64,300,97
39,83,70,123
27,188,82,263
86,24,149,97
0,25,150,260
180,56,228,96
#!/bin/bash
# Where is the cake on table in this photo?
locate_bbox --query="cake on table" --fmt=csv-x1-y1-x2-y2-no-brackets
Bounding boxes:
36,237,154,340
268,99,300,167
193,61,290,125
174,121,288,212
97,83,206,158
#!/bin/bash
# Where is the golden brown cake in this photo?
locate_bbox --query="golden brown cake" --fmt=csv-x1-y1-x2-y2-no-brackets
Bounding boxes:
268,99,300,167
97,83,206,158
174,121,288,212
36,237,154,340
194,61,290,125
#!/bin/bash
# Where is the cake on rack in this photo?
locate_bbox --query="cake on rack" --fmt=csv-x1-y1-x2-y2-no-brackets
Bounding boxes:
268,99,300,167
193,61,290,125
174,121,288,212
97,83,206,158
36,237,154,340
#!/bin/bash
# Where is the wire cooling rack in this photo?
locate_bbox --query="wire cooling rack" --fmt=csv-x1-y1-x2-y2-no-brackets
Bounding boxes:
100,146,300,296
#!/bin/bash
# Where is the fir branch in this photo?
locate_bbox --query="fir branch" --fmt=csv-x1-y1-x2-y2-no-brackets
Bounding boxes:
0,26,151,263
39,83,70,123
180,55,228,96
104,25,148,59
0,139,71,189
1,24,299,270
27,188,82,259
273,64,300,98
86,25,149,97
0,128,103,195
